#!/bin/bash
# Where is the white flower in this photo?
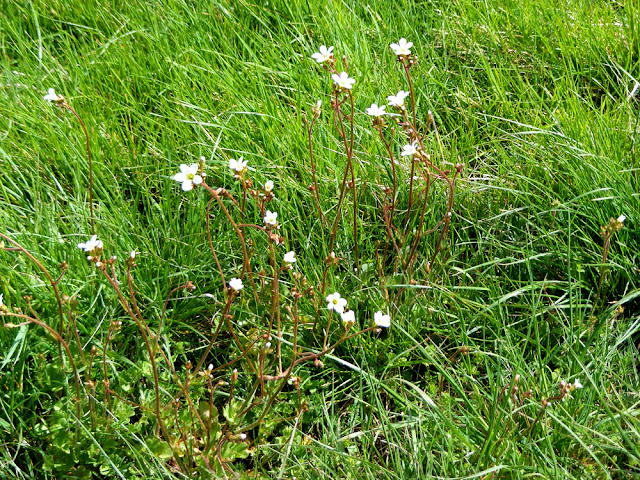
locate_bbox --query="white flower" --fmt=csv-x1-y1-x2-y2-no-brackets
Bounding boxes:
325,292,347,314
229,278,244,292
77,235,103,252
264,210,278,226
264,180,274,192
332,72,356,90
390,38,413,56
229,156,248,173
207,364,214,371
173,164,203,191
0,293,3,307
283,251,296,263
341,310,355,325
366,103,387,117
401,142,418,156
374,311,391,328
387,90,410,107
617,215,626,224
311,45,334,63
44,88,62,103
571,379,583,390
130,250,137,260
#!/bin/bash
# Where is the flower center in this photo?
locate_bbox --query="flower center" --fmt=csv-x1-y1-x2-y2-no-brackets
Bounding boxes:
332,299,338,305
187,173,194,180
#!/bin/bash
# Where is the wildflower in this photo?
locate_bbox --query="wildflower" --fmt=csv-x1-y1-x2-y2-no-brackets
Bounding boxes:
207,364,214,371
312,99,322,117
229,278,244,292
0,293,3,307
283,251,296,263
173,164,203,191
374,311,391,328
571,379,583,391
311,45,334,63
130,250,137,260
332,72,356,90
366,103,387,117
341,310,355,325
43,88,63,103
264,180,274,192
326,292,347,314
77,235,103,252
401,142,418,156
617,215,626,224
390,38,413,56
387,90,410,107
264,210,278,226
229,157,248,174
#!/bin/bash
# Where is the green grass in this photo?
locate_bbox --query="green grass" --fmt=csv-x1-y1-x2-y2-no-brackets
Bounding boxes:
1,0,640,478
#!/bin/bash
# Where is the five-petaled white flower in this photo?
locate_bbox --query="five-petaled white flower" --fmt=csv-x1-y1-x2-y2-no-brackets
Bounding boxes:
374,311,391,328
229,278,244,291
44,88,63,103
325,292,347,314
77,235,103,252
390,38,413,56
366,103,387,117
283,251,296,263
387,90,410,107
332,72,356,90
229,157,248,173
571,379,583,390
617,215,626,224
173,164,203,191
264,180,274,192
401,142,418,156
311,45,334,63
264,210,278,226
341,310,355,325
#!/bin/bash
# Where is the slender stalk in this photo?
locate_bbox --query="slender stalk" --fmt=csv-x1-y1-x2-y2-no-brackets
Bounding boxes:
307,115,325,221
201,183,259,303
64,105,95,235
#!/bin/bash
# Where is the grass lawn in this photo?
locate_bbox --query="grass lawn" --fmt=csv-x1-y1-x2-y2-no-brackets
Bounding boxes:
1,0,639,478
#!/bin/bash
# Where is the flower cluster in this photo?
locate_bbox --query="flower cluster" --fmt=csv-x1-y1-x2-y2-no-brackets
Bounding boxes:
311,45,334,64
173,164,203,191
374,311,391,328
325,292,354,325
229,157,248,178
332,72,355,91
264,210,278,226
387,90,410,108
390,38,413,57
77,235,103,253
229,278,244,292
44,88,65,106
